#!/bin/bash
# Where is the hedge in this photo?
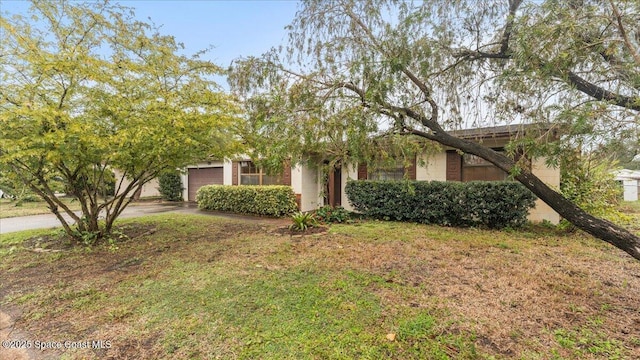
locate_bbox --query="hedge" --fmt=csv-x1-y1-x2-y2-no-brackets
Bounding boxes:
196,185,298,217
345,180,537,229
158,172,184,201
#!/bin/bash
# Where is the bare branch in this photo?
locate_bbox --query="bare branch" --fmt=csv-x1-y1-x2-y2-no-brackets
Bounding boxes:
567,71,640,111
608,0,640,66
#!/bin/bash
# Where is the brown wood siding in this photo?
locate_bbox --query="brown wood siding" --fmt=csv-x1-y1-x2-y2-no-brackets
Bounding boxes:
326,167,342,207
282,161,292,186
357,163,368,180
462,166,508,182
231,161,238,185
188,167,223,201
446,151,462,181
406,156,417,180
327,170,336,206
295,194,302,210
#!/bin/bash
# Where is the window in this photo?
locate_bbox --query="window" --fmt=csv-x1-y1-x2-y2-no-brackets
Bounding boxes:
368,161,406,181
461,151,508,182
240,161,283,185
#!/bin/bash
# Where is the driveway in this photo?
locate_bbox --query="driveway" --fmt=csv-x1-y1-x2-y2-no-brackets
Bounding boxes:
0,202,286,235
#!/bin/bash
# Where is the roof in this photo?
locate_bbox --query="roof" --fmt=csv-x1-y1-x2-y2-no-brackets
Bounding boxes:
449,123,558,141
613,169,640,181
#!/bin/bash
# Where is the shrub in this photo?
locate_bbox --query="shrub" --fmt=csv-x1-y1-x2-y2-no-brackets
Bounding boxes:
197,185,297,217
346,180,536,229
158,172,184,201
14,193,41,206
289,212,318,231
315,206,351,223
560,153,627,225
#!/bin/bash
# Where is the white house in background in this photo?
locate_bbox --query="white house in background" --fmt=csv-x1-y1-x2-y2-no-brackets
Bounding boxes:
613,169,640,201
113,170,161,199
181,125,562,224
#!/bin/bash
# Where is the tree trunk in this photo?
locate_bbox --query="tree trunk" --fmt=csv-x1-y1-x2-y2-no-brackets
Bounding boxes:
429,131,640,261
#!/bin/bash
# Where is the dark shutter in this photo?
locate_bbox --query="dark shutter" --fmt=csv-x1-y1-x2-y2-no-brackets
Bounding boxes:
406,155,417,180
231,161,239,185
357,163,368,180
295,194,302,210
282,161,292,186
446,151,462,181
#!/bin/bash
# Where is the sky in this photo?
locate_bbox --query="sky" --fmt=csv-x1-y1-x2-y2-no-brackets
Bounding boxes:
0,0,300,68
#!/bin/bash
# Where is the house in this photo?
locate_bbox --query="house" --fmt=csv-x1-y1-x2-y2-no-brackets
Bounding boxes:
113,170,161,199
613,169,640,201
182,125,562,224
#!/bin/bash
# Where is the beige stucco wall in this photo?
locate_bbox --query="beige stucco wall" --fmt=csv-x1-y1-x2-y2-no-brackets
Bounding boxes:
223,159,233,186
529,157,561,224
303,166,323,212
114,170,161,198
291,164,323,212
341,164,358,211
417,152,447,181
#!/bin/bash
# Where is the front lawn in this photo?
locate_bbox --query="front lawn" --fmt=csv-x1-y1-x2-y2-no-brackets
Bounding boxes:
1,214,639,359
0,197,166,219
0,198,83,219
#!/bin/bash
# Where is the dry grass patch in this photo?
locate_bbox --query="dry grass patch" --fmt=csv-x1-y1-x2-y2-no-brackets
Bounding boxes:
0,198,83,218
1,214,639,359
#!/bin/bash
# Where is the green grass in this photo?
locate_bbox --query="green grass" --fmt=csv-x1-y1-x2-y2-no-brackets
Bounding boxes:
0,197,163,219
1,213,639,359
0,197,82,218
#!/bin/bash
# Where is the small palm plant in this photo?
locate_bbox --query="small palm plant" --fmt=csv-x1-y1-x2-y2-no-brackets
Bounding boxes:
289,211,317,232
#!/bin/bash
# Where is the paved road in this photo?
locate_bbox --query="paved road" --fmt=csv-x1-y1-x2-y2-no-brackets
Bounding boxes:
0,203,200,235
0,203,286,235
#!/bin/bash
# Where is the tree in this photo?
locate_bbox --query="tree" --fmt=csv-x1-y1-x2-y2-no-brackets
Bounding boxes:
0,0,240,242
228,0,640,260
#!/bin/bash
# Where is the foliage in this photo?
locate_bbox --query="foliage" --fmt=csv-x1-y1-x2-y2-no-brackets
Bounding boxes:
14,194,41,206
0,167,45,201
289,211,318,231
346,180,536,229
314,205,352,224
196,185,297,217
594,136,640,171
0,0,239,242
158,172,184,202
3,214,639,359
228,0,640,260
561,152,628,226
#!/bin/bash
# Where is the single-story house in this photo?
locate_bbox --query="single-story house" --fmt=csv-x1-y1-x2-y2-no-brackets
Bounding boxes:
113,170,161,199
182,125,561,224
613,169,640,201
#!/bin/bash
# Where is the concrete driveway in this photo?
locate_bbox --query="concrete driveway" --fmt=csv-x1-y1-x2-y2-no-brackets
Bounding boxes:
0,202,200,235
0,202,287,235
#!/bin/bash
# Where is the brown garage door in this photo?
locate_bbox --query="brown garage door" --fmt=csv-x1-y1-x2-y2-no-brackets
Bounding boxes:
188,167,223,201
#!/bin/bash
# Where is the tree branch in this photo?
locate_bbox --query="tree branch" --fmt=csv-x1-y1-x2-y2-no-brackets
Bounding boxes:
500,0,523,55
567,71,640,111
608,0,640,66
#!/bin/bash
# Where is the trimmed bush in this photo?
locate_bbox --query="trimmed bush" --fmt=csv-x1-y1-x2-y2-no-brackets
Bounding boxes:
346,180,536,229
315,206,352,223
196,185,298,217
158,172,184,201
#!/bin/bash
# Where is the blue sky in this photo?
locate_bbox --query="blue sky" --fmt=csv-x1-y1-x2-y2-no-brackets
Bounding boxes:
1,0,300,67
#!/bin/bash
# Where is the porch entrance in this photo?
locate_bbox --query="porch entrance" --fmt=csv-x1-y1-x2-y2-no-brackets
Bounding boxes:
325,166,342,207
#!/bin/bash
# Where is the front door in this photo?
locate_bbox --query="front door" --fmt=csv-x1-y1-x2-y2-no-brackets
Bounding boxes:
326,166,342,207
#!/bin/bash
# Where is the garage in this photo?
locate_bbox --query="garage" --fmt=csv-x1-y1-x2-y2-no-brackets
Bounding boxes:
188,167,223,201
